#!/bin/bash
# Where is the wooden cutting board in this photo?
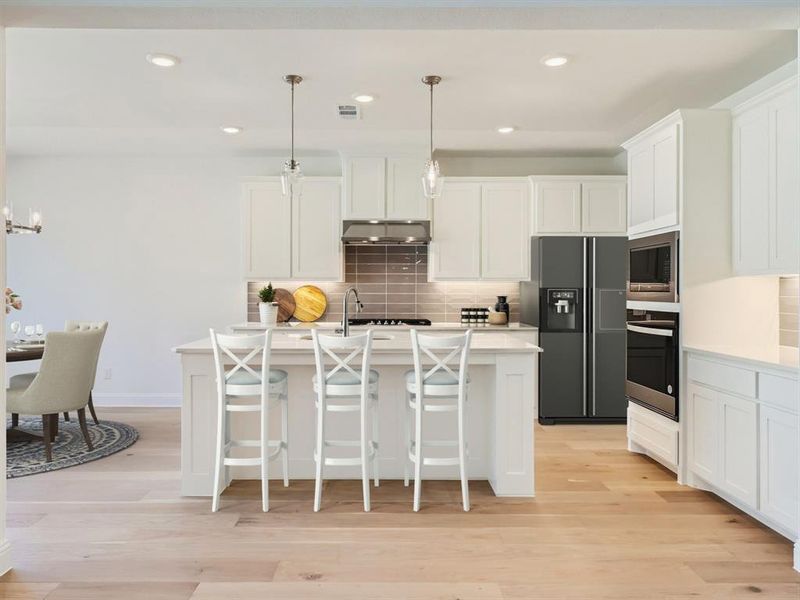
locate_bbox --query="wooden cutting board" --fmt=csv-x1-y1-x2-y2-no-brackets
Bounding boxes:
292,285,327,322
273,288,296,322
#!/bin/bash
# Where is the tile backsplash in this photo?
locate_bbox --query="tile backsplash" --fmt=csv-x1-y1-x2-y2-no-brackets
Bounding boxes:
247,245,520,323
779,276,799,347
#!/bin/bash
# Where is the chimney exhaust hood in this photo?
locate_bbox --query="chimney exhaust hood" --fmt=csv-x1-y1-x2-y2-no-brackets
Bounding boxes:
341,220,431,245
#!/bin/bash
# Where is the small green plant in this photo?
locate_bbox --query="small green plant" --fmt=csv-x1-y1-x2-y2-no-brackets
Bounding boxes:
258,283,276,303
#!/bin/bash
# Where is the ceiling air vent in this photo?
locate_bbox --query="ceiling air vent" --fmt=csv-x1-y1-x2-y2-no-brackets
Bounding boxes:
338,104,361,120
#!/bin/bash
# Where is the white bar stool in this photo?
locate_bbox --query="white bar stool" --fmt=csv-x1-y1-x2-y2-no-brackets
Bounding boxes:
405,329,473,512
311,329,379,512
209,329,289,513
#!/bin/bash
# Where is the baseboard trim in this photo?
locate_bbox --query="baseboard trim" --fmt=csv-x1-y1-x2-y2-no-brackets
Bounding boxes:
0,540,12,576
91,393,181,408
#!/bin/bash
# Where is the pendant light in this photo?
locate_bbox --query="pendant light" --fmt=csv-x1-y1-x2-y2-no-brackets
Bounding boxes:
421,75,443,200
281,74,304,198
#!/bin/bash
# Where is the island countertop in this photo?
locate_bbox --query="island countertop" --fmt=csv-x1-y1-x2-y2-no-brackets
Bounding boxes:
227,321,538,333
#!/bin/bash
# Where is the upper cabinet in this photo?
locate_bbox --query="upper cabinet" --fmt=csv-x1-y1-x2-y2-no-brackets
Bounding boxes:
732,80,799,275
431,178,529,281
342,155,429,221
623,116,680,237
531,177,626,235
242,177,342,281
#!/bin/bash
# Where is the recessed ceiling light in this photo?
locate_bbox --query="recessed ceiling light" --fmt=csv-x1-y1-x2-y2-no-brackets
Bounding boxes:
221,126,242,135
352,93,375,103
541,54,569,68
146,53,180,68
497,126,516,134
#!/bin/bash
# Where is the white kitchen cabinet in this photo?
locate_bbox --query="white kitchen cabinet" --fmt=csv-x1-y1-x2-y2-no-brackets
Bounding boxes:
732,80,799,275
430,181,482,279
242,177,342,281
531,177,626,235
581,180,627,233
291,178,343,280
242,180,292,279
387,157,428,220
533,181,581,233
718,391,758,509
759,405,799,532
687,382,718,483
623,116,680,236
343,156,386,219
482,181,529,279
342,155,429,221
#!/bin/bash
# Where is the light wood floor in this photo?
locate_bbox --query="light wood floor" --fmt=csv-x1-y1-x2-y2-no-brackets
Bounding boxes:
1,408,798,599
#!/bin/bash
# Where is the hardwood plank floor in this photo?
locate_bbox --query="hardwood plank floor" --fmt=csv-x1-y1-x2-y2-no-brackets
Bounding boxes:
2,408,798,599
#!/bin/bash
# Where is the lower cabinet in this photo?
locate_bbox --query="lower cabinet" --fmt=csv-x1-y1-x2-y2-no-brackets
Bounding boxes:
686,353,799,538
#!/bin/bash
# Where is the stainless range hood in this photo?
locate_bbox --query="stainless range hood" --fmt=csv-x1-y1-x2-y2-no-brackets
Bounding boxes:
341,220,431,245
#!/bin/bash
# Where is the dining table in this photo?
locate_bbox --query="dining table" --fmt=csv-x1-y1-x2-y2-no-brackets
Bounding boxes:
6,340,45,442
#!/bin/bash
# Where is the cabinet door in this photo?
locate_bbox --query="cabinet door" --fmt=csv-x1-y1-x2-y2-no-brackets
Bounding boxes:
733,106,771,273
430,181,481,279
292,179,342,280
651,124,679,230
581,180,627,233
718,391,758,508
386,157,429,220
770,89,800,273
481,181,529,279
688,382,718,484
759,405,799,532
343,157,386,219
627,143,654,233
242,181,291,279
533,181,581,233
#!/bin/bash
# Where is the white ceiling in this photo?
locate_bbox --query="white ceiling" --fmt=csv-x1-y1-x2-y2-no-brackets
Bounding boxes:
6,27,797,157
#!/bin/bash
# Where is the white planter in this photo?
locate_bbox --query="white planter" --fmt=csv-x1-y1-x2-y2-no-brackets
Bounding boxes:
258,302,278,327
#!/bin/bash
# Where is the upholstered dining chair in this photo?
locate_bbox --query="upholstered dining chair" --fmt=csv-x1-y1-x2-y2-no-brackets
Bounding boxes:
64,321,108,424
6,329,105,462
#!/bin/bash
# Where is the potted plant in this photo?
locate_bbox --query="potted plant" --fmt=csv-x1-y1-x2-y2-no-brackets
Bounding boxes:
258,283,278,327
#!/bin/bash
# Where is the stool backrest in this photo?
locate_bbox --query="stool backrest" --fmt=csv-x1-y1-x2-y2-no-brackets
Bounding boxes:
209,329,272,399
312,329,374,397
410,329,473,394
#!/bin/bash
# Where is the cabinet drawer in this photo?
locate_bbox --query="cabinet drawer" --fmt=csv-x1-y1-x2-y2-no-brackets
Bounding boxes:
687,356,756,398
627,403,679,467
759,373,799,414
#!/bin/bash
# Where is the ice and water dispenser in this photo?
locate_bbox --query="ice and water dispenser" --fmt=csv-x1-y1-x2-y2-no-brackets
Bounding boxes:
542,289,579,332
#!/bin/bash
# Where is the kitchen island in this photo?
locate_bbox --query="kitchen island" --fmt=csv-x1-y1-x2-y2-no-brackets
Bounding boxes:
174,331,541,498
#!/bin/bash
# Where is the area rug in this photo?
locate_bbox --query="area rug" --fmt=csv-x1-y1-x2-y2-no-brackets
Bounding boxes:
6,416,138,478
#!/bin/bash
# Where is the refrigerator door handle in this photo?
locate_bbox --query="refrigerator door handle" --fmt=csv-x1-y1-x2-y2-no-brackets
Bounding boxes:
592,237,596,417
582,237,587,417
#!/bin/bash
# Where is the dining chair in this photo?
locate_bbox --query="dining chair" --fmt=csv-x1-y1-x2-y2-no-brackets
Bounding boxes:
6,329,105,462
311,329,379,512
404,329,473,512
209,329,289,513
64,321,108,424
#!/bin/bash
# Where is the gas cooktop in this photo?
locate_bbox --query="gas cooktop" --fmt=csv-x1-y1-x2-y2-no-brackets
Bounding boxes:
347,318,432,326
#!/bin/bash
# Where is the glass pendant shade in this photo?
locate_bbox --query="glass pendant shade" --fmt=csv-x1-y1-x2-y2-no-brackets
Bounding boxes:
281,159,304,198
421,159,442,199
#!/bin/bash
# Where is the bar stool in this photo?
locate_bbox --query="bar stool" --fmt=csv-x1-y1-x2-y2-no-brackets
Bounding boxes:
209,329,289,513
311,329,379,512
404,329,473,512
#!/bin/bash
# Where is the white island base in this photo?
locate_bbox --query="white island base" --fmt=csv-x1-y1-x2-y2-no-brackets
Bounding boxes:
175,332,541,498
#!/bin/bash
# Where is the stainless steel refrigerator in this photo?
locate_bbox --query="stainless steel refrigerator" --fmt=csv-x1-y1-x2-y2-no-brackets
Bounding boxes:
520,236,627,424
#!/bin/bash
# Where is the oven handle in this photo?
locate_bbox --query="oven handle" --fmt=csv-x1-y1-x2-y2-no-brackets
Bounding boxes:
626,324,674,337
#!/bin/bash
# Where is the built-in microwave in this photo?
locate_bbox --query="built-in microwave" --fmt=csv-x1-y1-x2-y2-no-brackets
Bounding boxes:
627,231,679,303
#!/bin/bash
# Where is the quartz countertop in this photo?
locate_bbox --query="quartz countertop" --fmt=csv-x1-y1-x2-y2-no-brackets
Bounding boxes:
229,321,537,332
683,343,800,374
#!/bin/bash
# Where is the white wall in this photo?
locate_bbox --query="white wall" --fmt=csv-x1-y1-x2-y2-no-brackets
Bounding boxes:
5,155,339,405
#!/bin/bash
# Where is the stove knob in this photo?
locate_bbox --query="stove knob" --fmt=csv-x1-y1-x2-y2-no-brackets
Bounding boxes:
390,320,396,325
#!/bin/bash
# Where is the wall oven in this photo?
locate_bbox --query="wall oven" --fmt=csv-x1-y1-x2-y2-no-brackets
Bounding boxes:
626,310,679,421
627,231,679,303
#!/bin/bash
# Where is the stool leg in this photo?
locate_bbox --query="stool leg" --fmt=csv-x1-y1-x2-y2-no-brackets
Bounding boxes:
372,393,379,488
281,388,289,488
412,391,423,512
260,390,269,513
313,394,325,512
211,398,226,513
458,392,470,512
403,390,410,487
360,392,371,512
